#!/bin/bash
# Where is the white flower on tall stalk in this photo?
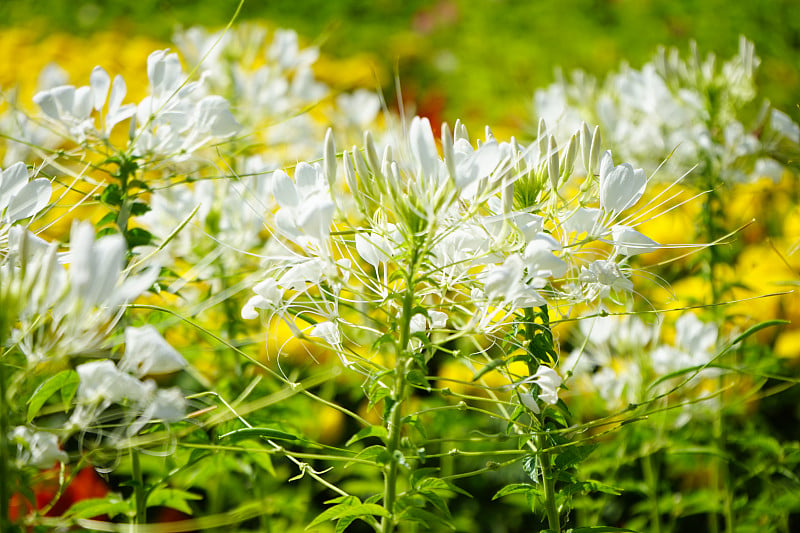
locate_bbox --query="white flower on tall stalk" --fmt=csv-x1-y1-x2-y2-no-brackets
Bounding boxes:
10,426,68,469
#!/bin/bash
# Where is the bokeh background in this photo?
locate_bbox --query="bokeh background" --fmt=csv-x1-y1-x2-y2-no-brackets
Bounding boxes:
2,0,799,130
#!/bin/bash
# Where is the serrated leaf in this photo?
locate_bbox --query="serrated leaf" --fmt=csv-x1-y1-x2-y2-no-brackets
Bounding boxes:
27,370,79,422
346,425,388,447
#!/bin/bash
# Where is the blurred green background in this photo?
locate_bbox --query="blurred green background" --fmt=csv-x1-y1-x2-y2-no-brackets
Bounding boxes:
2,0,798,128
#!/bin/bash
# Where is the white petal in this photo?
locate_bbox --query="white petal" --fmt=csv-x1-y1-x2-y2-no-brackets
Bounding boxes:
90,66,111,110
410,116,439,179
5,178,51,223
272,170,299,208
120,325,187,377
310,321,341,346
33,90,60,120
600,161,645,213
1,161,30,200
611,225,659,256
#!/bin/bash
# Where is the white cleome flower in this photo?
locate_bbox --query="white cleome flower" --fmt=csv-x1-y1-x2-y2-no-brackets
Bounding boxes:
11,426,68,469
119,325,187,378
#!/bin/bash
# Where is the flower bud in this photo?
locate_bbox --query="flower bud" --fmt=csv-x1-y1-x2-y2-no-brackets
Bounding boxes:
561,133,578,180
589,125,602,176
547,135,559,191
324,128,337,189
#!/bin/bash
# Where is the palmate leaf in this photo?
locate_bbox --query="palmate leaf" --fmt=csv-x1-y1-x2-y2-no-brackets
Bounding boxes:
27,369,79,422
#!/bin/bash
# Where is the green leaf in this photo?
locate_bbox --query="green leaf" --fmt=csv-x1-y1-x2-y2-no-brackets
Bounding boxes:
307,499,389,530
406,369,430,390
64,495,130,519
554,444,598,470
217,427,298,443
125,227,154,248
471,358,506,381
397,506,454,529
570,526,636,533
493,483,536,500
96,211,118,228
727,319,789,348
27,370,79,422
129,201,151,216
128,179,150,191
146,488,202,515
346,425,388,446
100,184,123,206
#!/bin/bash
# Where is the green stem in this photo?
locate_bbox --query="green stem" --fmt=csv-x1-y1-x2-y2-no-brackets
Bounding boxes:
0,362,10,531
642,450,662,533
537,430,560,532
381,243,420,533
131,449,146,525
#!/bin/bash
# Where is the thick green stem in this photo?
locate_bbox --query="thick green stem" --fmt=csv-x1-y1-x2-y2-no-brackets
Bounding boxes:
131,449,146,525
537,431,560,532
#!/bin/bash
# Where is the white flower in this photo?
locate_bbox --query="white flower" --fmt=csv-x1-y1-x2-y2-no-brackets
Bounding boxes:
272,165,335,248
482,254,546,310
242,278,284,319
75,360,152,405
598,152,646,213
310,321,341,346
518,366,562,413
0,162,51,225
578,259,633,301
611,225,660,256
11,427,68,469
127,387,186,436
119,325,187,377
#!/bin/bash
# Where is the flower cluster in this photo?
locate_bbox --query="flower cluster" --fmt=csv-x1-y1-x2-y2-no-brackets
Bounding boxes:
243,115,669,412
534,37,800,185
